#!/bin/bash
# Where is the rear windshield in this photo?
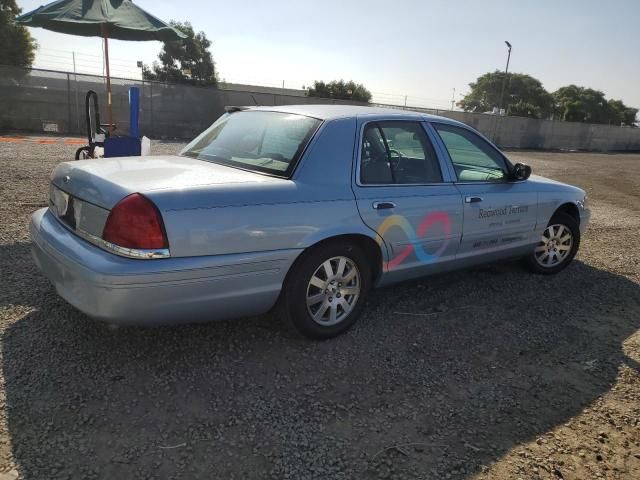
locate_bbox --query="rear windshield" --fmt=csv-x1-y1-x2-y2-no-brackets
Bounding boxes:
180,111,321,176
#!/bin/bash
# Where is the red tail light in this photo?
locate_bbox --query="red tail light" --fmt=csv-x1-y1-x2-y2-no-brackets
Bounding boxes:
103,193,168,250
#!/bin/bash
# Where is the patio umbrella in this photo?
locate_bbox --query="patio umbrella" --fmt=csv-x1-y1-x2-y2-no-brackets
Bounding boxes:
17,0,186,134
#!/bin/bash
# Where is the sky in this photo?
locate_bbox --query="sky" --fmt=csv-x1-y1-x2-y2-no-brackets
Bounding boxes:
17,0,640,109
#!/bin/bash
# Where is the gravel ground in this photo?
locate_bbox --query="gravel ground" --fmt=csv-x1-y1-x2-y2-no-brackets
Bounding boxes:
0,137,638,480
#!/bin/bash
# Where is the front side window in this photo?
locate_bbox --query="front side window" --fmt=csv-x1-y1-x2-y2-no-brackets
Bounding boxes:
433,124,509,182
181,111,321,176
360,121,442,184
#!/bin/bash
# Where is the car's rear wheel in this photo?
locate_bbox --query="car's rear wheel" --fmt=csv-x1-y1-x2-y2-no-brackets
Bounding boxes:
526,211,580,274
280,241,371,339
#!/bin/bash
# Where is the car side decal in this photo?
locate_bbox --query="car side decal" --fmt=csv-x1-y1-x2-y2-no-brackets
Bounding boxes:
375,212,451,269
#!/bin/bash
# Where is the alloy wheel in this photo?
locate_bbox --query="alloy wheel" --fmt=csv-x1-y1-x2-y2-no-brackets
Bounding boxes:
534,224,573,268
306,256,361,326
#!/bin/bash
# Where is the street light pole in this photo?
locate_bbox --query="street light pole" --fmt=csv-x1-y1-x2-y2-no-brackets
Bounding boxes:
498,41,512,115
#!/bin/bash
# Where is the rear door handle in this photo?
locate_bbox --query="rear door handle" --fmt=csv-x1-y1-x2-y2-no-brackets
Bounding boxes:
373,201,396,210
465,196,483,204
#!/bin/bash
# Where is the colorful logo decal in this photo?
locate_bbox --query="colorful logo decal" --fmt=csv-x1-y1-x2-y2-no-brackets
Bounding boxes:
376,212,452,270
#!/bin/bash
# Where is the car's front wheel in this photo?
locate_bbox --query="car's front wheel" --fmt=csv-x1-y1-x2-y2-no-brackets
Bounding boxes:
526,211,580,274
280,241,371,339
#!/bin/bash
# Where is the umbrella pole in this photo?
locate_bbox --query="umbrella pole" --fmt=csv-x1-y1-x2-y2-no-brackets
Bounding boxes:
102,25,113,135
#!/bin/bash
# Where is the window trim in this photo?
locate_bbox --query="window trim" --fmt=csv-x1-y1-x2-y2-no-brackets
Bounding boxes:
355,119,451,187
430,122,516,184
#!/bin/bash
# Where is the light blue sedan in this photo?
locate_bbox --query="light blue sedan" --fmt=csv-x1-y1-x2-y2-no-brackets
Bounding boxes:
31,105,590,338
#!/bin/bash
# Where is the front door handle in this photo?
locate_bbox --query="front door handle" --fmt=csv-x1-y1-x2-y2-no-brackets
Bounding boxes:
465,196,484,204
373,201,396,210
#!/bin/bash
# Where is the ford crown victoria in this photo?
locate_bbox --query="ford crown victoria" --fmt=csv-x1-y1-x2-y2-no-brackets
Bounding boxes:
30,105,590,338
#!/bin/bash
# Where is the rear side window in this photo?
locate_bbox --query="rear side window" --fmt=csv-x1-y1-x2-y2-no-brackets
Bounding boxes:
360,121,442,185
181,111,321,176
433,123,508,182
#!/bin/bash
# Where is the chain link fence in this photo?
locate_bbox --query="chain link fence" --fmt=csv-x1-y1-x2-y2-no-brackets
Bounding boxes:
0,65,363,139
1,65,639,150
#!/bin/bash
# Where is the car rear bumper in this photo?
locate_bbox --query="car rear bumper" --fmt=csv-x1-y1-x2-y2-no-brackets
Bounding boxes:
30,208,301,325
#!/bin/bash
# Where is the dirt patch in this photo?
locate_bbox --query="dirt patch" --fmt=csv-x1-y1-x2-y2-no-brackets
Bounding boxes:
0,139,638,479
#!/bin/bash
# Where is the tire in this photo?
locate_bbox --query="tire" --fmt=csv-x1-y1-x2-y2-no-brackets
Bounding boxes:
280,241,372,339
526,211,580,274
75,146,91,160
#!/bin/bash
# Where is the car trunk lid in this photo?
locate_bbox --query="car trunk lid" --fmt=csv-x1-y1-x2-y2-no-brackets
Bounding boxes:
49,155,283,253
51,154,277,209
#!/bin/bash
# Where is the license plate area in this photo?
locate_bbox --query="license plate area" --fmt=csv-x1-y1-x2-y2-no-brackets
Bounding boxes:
50,185,80,230
51,186,69,216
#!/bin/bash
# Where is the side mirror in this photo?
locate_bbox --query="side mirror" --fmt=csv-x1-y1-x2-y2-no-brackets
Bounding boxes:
511,162,532,181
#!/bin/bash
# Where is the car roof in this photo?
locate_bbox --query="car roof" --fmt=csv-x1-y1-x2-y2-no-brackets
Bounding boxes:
244,104,464,125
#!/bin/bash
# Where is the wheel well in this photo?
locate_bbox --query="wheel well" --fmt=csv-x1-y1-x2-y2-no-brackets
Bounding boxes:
555,202,580,225
293,234,383,284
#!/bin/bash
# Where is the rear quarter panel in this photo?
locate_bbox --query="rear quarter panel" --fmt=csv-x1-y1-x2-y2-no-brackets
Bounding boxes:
148,117,383,258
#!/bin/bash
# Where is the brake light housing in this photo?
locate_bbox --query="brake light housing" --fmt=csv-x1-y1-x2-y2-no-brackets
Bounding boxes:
102,193,170,258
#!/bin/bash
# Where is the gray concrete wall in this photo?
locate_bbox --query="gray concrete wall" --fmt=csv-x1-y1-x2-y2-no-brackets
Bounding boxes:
2,66,639,151
438,111,640,151
372,104,640,151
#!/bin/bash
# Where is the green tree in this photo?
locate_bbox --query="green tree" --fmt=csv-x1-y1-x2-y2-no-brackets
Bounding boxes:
606,99,638,126
552,85,637,125
308,80,372,103
458,71,553,118
507,100,543,119
1,0,37,68
143,21,217,86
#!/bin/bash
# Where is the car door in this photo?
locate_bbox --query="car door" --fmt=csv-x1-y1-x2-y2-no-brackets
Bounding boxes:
353,119,463,282
430,122,538,259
